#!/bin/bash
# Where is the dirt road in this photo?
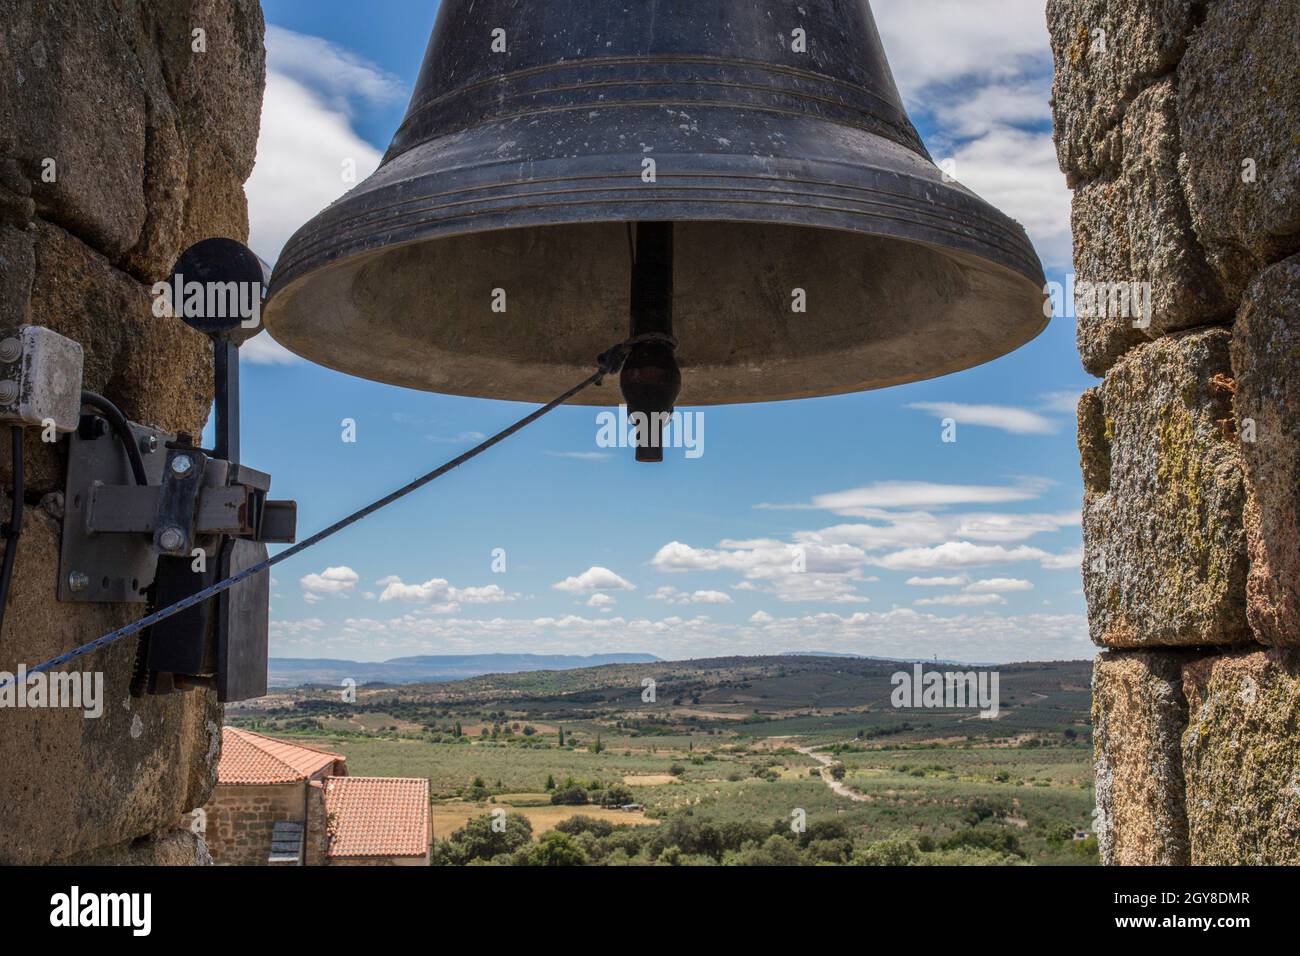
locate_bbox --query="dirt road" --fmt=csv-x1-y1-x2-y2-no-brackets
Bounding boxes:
796,745,869,803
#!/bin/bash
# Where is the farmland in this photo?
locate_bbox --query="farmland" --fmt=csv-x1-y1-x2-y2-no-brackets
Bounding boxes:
228,655,1097,865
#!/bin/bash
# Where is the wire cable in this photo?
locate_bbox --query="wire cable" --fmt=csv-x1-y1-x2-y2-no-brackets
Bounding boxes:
0,426,24,640
81,390,148,486
0,348,629,687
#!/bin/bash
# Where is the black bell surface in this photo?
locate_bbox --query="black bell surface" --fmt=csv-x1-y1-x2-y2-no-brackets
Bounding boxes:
263,0,1047,406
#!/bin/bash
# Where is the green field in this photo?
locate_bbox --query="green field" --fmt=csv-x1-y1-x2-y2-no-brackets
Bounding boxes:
229,655,1098,866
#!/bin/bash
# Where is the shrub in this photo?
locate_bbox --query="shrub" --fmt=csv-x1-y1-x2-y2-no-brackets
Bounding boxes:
853,837,919,867
522,831,587,866
550,785,589,806
726,835,808,866
941,825,1024,858
555,816,616,839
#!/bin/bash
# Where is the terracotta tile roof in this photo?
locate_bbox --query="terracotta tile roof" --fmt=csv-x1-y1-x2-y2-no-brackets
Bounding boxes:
218,727,345,785
323,776,430,858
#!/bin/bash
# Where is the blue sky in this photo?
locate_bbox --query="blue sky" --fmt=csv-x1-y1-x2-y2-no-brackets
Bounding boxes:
242,0,1093,664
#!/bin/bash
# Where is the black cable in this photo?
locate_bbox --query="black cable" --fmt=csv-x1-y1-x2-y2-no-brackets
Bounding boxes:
0,426,24,640
2,348,630,684
80,390,148,486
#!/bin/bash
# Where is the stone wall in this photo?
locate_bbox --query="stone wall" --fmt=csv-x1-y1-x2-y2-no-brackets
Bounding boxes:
0,0,265,864
202,782,310,865
1049,0,1299,864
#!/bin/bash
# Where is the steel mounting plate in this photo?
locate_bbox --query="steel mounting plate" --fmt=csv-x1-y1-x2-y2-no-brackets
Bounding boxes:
59,421,174,603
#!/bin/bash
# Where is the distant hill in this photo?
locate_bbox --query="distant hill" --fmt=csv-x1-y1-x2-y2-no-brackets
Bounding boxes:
267,653,661,686
782,651,999,666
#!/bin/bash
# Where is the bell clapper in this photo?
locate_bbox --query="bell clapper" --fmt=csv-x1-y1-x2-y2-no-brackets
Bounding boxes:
620,221,682,463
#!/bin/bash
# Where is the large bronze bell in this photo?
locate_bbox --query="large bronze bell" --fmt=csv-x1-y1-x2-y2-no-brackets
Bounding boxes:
263,0,1046,409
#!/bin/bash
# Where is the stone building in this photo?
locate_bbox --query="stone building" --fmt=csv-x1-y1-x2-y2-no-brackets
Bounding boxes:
201,728,345,866
0,0,266,865
201,728,430,866
1049,0,1299,864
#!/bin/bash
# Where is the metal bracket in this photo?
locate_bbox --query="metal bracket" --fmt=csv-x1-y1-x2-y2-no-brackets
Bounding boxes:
58,425,297,603
59,420,172,603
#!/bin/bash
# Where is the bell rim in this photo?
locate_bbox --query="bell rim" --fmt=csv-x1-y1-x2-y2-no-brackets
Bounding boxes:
269,154,1045,302
265,118,1049,406
264,215,1048,408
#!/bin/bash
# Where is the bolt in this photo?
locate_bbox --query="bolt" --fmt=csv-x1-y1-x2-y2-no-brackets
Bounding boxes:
139,434,158,454
0,338,20,362
0,381,18,404
68,571,89,592
158,526,186,552
170,454,193,476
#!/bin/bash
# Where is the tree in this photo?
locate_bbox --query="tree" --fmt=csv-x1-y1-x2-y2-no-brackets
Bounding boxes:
524,831,587,866
598,784,634,808
544,773,556,791
550,785,589,806
588,734,604,754
853,837,919,867
558,727,565,747
432,812,532,865
728,835,807,866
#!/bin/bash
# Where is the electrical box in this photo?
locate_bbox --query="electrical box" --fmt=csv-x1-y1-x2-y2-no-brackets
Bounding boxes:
0,325,84,432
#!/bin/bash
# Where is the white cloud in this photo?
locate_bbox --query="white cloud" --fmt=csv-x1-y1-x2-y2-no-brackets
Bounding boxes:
376,576,516,611
750,611,775,624
586,593,616,609
552,566,636,595
931,80,1053,138
268,617,325,642
804,480,1046,514
906,575,969,587
649,540,870,604
915,593,1007,607
799,509,1075,555
872,543,1050,571
948,511,1079,542
873,0,1051,95
965,578,1034,593
300,565,359,596
649,586,734,606
690,590,734,605
241,332,301,366
262,26,404,109
906,402,1058,435
246,27,401,265
1041,549,1084,571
